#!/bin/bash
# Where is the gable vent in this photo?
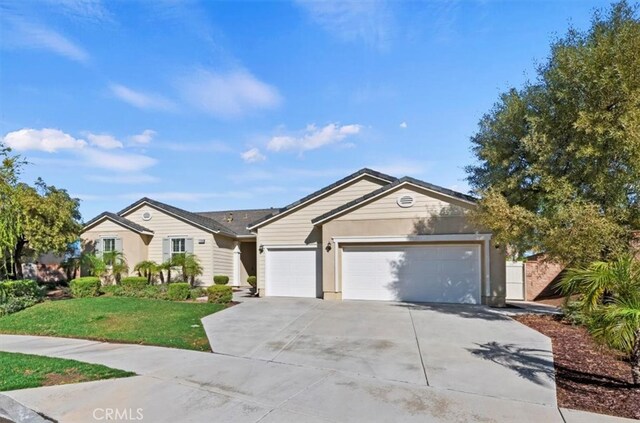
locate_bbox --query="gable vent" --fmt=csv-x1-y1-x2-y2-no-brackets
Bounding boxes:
396,195,415,208
142,211,152,221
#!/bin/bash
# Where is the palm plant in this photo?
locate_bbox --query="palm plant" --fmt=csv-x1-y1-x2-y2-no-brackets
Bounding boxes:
158,259,173,284
559,255,640,384
82,253,107,278
103,250,128,284
171,253,203,287
134,260,159,284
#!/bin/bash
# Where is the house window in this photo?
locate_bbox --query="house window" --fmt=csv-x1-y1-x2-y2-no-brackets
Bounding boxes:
171,238,186,259
102,238,116,266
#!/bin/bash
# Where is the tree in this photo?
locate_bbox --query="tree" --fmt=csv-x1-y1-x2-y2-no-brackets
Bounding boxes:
171,253,203,287
0,144,25,278
466,1,640,265
7,179,83,279
559,255,640,384
134,260,159,284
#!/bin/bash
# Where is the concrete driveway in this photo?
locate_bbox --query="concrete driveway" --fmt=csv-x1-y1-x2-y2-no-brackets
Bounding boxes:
1,297,630,422
203,297,557,406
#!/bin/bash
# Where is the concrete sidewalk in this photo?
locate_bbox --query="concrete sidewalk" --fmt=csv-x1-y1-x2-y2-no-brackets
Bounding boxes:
0,337,634,421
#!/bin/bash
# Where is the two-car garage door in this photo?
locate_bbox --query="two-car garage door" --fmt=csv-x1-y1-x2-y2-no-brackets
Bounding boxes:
342,244,481,304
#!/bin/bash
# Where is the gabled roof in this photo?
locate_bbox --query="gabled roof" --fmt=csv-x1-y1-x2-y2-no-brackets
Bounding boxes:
312,176,478,225
117,197,236,237
196,208,277,236
83,212,154,235
247,168,397,230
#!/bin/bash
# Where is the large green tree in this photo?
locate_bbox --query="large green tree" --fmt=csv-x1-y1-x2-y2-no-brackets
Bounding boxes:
466,1,640,265
0,143,82,279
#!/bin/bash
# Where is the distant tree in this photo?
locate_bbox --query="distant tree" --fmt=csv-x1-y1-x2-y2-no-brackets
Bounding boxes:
466,1,640,265
0,144,25,278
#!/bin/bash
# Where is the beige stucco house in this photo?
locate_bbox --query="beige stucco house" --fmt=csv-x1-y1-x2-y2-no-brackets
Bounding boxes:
81,168,506,305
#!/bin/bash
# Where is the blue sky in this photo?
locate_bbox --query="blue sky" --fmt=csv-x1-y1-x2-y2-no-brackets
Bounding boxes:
0,0,609,220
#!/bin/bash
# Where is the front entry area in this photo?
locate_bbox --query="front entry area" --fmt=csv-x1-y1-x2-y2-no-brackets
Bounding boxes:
265,246,318,297
341,244,481,304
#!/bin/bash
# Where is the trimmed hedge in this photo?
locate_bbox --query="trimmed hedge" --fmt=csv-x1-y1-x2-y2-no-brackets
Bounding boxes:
101,285,167,300
207,285,232,304
167,283,190,301
0,280,41,299
120,277,148,291
70,277,101,298
246,276,257,288
213,275,229,285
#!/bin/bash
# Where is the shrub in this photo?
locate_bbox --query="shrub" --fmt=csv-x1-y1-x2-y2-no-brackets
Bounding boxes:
167,283,190,301
70,277,101,298
100,285,125,296
101,284,167,300
0,280,42,299
213,275,229,285
120,276,149,291
189,287,206,300
207,285,232,304
0,296,40,316
246,276,257,288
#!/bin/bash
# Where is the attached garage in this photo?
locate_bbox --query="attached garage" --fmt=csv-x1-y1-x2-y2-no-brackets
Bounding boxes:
265,247,318,297
341,244,481,304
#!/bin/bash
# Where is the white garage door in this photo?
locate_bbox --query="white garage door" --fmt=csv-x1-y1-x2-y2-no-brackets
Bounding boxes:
266,247,317,297
342,245,481,304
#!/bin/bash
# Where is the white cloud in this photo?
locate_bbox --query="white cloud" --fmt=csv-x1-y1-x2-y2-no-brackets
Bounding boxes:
177,68,282,118
86,132,123,149
400,121,408,129
1,17,89,63
241,148,266,163
79,148,157,172
86,174,159,184
3,128,87,152
267,123,362,152
296,0,394,50
129,129,156,144
109,83,175,111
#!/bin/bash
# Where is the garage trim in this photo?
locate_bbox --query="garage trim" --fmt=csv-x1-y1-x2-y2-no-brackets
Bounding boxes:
331,234,492,297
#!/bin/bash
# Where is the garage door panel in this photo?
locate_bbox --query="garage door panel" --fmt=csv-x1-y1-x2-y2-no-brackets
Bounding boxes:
267,248,317,298
342,245,480,304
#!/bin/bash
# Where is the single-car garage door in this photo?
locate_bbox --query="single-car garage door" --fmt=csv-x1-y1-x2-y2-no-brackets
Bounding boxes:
342,245,481,304
266,247,318,297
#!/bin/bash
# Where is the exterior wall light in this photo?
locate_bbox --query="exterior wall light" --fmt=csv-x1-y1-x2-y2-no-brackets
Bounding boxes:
325,242,332,252
259,244,264,254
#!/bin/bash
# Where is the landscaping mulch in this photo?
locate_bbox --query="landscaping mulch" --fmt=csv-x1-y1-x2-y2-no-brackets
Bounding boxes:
515,314,640,420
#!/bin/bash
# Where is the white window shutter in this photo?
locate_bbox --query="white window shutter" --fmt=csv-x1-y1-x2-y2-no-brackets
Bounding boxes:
115,238,123,253
185,238,194,254
95,238,103,257
162,238,170,263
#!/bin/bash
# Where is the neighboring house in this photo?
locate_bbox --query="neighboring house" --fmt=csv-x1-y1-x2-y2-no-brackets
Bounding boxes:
81,168,506,305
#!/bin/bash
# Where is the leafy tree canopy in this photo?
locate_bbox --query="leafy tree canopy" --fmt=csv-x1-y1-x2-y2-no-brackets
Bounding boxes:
0,143,82,278
466,1,640,265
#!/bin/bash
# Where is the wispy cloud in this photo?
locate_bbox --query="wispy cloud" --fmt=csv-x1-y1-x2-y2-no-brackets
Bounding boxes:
109,83,176,111
3,128,87,152
399,121,408,129
47,0,112,23
296,0,394,50
3,127,158,173
267,123,362,153
86,174,159,184
129,129,156,145
241,148,266,163
118,191,250,202
177,68,282,119
1,17,89,63
85,132,123,149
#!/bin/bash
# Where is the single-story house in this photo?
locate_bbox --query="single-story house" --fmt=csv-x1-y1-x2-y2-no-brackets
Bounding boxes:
81,168,506,306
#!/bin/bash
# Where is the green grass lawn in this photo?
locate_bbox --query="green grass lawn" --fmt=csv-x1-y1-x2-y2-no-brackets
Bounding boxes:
0,351,135,391
0,297,224,351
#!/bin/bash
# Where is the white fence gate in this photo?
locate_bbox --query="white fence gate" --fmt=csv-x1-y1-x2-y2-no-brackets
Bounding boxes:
506,261,525,300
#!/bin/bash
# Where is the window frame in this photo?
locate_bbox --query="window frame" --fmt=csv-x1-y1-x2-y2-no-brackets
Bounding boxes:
170,237,186,261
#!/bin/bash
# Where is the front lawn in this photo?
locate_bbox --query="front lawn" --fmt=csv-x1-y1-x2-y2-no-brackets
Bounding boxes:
0,297,224,351
0,351,134,391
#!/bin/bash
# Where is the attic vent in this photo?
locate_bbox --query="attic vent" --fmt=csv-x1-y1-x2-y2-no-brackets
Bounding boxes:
396,195,415,208
142,211,152,221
